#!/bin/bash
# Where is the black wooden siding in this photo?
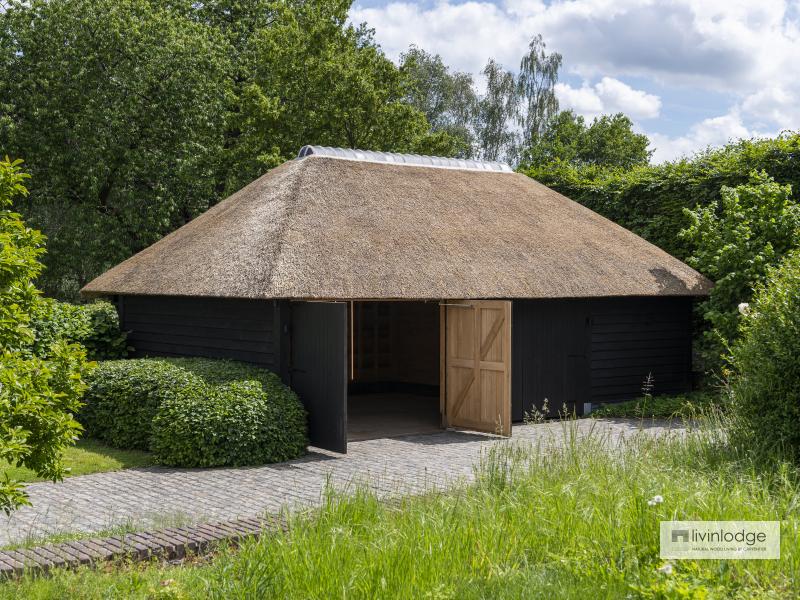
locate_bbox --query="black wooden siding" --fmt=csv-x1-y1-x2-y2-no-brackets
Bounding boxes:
510,299,590,421
512,297,692,418
117,295,692,423
118,295,282,371
589,297,692,403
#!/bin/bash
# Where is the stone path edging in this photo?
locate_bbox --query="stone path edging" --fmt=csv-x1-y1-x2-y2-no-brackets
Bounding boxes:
0,516,280,579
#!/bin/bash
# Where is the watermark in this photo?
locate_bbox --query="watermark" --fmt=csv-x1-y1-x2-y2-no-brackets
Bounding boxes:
660,521,780,559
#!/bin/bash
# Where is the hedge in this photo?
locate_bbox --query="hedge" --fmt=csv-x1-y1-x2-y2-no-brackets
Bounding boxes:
151,380,308,467
80,358,307,466
521,133,800,262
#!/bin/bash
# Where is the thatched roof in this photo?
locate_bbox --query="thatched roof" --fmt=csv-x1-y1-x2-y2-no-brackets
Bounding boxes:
82,153,712,300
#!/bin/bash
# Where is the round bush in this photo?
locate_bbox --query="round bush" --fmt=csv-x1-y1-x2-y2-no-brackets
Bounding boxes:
80,359,202,450
80,356,308,466
151,379,307,467
729,251,800,456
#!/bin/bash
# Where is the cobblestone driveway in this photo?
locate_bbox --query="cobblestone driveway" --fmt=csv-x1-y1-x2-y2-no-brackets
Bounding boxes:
1,419,678,545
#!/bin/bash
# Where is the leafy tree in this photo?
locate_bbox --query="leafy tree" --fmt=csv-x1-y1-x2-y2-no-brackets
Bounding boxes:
0,159,93,513
193,0,280,49
0,0,232,300
522,110,586,166
226,1,456,190
517,35,562,148
475,59,519,162
400,46,478,157
681,171,800,370
474,35,562,164
579,114,651,168
522,111,651,168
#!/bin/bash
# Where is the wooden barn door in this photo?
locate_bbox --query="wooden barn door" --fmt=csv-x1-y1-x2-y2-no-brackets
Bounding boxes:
290,301,348,453
443,301,511,435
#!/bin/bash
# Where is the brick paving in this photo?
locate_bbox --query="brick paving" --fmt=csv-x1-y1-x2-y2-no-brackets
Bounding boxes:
1,419,679,547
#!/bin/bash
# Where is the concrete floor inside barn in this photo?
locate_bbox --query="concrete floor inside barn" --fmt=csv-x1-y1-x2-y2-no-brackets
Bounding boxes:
347,393,442,441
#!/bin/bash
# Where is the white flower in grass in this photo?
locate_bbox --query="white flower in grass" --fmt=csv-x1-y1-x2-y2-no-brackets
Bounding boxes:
657,563,673,575
647,495,663,506
738,302,750,315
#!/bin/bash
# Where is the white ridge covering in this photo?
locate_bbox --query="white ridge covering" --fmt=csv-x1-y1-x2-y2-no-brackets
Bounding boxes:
298,145,513,173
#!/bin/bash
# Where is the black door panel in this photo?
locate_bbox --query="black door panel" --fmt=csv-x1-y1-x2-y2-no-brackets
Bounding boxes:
290,302,347,453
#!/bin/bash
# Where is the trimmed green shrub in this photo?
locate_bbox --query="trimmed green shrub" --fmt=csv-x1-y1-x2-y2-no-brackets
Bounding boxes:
30,299,129,360
81,357,307,466
80,360,199,450
729,251,800,457
151,380,307,467
162,357,277,388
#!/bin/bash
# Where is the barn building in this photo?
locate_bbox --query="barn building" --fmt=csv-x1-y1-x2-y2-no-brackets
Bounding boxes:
82,146,712,452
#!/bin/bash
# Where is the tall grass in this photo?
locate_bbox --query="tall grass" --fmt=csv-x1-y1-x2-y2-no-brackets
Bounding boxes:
3,414,798,599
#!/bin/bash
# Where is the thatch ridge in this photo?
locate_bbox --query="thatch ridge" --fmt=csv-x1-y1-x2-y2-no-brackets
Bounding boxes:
82,155,712,299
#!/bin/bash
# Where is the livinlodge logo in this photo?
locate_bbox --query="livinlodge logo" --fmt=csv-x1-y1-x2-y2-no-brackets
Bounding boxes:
660,521,780,559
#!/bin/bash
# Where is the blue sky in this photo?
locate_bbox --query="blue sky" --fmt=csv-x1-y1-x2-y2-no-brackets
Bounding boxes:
350,0,800,162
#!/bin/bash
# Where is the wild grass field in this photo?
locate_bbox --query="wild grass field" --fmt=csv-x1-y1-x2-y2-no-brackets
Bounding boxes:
1,414,797,599
590,391,721,419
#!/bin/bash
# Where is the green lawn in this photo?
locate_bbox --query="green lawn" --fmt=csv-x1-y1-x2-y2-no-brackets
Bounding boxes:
1,415,796,599
1,439,153,483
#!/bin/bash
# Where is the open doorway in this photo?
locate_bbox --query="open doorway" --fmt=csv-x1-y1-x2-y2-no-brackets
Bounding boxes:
347,301,441,441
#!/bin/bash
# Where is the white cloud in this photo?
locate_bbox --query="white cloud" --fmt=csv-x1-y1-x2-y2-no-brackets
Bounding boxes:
648,110,757,163
554,82,604,116
352,2,523,74
556,77,661,120
741,86,800,132
352,0,800,90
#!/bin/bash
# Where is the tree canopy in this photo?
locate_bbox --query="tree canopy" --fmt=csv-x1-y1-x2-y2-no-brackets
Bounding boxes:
399,46,478,157
1,0,233,299
522,111,652,169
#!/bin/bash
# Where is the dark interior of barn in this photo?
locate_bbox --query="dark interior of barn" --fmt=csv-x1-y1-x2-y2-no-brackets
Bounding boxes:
347,301,441,441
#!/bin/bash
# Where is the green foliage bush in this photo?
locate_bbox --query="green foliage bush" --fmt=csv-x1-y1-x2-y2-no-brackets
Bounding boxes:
80,360,199,451
681,171,800,368
0,158,94,513
729,251,800,457
81,358,307,466
151,379,308,468
30,299,128,360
